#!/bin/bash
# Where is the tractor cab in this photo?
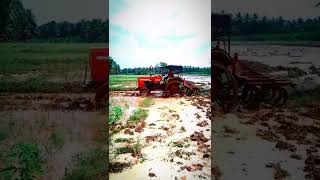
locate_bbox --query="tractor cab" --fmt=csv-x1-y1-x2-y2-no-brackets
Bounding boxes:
212,13,231,54
159,65,183,83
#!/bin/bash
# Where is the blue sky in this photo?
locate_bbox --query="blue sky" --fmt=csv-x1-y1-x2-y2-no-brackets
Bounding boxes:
109,0,211,68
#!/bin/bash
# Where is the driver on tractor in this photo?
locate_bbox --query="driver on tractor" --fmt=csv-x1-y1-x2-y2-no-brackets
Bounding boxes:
164,69,174,82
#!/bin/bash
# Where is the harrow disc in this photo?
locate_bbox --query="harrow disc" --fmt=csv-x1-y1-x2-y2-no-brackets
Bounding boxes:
213,62,238,112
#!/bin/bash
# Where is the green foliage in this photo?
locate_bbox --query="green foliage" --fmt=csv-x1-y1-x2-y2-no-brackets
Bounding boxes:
114,139,142,156
0,43,106,75
114,146,134,155
49,131,64,150
114,138,129,143
38,19,108,43
63,148,106,180
139,98,154,107
109,106,124,124
133,138,142,153
173,141,184,148
128,108,148,123
109,75,138,91
180,126,186,132
217,12,320,41
120,65,211,75
0,131,8,141
0,76,59,93
109,57,121,75
1,0,37,42
0,143,44,180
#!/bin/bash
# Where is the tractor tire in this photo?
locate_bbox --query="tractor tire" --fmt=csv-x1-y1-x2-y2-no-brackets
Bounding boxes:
95,82,108,109
164,80,184,97
139,87,150,96
213,62,239,113
186,88,193,96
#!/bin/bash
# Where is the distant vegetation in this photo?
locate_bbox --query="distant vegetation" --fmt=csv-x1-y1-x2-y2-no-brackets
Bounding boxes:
0,0,108,42
213,12,320,41
110,61,211,75
120,65,211,75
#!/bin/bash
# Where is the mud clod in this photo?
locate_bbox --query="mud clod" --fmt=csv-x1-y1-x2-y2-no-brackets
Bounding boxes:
180,164,203,172
190,131,209,145
148,172,156,177
266,163,290,180
124,129,134,135
275,141,297,152
197,121,208,127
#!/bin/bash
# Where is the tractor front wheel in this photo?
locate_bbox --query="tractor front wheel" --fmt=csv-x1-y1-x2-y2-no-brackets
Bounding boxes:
139,87,150,96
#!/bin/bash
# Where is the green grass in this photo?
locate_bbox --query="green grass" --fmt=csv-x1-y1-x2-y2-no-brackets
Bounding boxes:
128,108,148,123
109,106,124,124
0,131,8,141
0,143,44,180
109,75,139,91
114,138,129,143
114,139,142,156
114,146,135,155
50,131,64,150
139,98,154,107
0,76,57,92
0,42,107,75
0,76,84,93
172,141,184,148
63,148,106,180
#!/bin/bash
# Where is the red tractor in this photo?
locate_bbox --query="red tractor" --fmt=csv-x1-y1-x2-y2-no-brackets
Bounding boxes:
136,65,199,97
84,49,199,104
84,48,109,105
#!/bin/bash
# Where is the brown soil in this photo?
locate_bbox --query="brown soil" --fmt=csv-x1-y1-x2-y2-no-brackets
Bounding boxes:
266,163,290,180
190,131,209,145
0,93,101,111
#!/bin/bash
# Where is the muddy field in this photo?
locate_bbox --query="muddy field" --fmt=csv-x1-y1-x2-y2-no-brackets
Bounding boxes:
108,94,212,180
0,93,106,179
212,43,320,180
213,106,320,180
231,44,320,71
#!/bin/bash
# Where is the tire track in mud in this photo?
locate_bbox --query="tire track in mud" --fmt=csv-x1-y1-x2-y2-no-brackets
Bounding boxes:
109,96,211,180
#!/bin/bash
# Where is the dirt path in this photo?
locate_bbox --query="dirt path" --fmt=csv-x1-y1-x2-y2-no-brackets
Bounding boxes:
213,107,320,180
109,95,211,180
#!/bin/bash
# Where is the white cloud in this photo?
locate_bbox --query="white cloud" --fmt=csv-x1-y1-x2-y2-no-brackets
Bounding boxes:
110,0,211,68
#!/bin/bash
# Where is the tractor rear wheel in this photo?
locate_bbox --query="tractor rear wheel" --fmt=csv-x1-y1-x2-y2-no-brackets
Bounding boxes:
139,87,150,96
164,80,184,97
95,82,108,109
212,47,239,112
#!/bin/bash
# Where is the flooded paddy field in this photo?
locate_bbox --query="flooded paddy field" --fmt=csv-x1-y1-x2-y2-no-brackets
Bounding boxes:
0,93,106,179
212,42,320,180
231,44,320,70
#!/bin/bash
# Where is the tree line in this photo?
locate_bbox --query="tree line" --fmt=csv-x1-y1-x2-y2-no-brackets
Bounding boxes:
38,20,108,42
0,0,108,42
110,61,211,75
213,12,320,40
